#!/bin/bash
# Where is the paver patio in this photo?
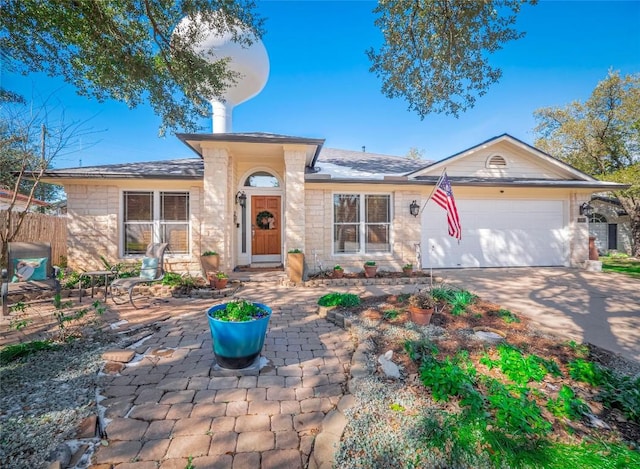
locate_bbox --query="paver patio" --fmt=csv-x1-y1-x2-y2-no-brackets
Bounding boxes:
91,286,353,468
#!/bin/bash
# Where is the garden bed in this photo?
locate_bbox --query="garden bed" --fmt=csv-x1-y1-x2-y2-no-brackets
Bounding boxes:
332,291,640,468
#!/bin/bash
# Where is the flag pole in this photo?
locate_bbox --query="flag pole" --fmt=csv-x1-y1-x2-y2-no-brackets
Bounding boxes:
419,168,446,289
419,167,447,215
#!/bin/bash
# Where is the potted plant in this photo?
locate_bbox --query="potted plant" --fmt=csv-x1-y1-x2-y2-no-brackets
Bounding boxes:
408,290,436,325
210,271,229,290
287,248,305,283
402,263,414,276
206,299,272,369
333,265,344,279
363,260,377,278
200,250,219,275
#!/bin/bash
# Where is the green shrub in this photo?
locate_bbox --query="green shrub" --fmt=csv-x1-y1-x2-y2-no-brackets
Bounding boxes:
449,289,476,315
317,292,360,307
481,343,561,386
599,374,640,424
547,385,589,420
568,358,608,386
492,308,521,323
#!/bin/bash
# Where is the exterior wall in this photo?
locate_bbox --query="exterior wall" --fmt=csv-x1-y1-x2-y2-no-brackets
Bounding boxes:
65,183,119,271
201,146,232,271
304,183,421,275
63,180,202,274
590,199,632,254
429,141,570,179
303,183,594,272
284,146,307,254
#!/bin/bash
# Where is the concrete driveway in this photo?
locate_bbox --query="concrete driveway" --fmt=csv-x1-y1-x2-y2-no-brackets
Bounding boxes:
431,267,640,364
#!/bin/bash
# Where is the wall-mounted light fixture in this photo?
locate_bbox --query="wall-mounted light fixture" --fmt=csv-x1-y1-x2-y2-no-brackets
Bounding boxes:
235,191,247,208
409,200,420,217
579,202,594,217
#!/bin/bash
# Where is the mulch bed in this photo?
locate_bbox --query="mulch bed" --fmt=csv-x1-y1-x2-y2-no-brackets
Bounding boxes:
338,293,640,446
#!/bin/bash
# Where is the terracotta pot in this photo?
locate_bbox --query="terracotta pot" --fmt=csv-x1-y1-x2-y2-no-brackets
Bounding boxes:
213,278,229,290
333,269,344,279
403,267,413,276
408,306,434,325
201,254,219,274
364,265,377,278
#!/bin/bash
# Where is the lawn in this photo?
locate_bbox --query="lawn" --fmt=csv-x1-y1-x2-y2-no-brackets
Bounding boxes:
601,255,640,278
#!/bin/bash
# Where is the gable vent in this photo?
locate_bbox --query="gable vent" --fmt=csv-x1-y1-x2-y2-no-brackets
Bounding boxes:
487,155,507,168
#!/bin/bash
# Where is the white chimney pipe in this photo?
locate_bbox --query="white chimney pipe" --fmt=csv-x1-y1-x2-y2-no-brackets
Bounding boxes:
211,100,233,133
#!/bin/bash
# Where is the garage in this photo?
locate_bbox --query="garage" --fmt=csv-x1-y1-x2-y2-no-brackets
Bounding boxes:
421,199,569,268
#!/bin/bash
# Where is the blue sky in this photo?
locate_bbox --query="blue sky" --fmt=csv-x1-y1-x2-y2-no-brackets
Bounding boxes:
4,0,640,169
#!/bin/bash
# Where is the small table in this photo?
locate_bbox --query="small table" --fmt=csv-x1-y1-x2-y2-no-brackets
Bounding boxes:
79,270,117,302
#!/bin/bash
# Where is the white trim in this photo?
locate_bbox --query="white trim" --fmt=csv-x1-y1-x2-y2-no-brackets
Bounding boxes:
331,191,393,256
410,135,597,181
236,167,284,266
119,189,191,257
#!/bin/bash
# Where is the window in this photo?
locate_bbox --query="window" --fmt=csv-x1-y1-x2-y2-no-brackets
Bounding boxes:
123,191,189,255
244,171,279,187
333,194,391,254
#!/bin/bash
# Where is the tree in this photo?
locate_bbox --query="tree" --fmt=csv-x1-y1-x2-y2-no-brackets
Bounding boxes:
0,93,96,267
368,0,536,118
405,147,426,160
533,70,640,256
0,0,264,136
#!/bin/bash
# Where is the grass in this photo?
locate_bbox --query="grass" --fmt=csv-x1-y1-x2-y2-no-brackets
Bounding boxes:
0,340,59,365
601,255,640,278
410,341,640,468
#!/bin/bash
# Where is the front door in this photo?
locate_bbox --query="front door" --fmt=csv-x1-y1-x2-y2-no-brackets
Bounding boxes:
251,195,281,260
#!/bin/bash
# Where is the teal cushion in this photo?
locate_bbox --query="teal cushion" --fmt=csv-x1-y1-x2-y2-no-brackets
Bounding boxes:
12,257,47,282
139,257,159,280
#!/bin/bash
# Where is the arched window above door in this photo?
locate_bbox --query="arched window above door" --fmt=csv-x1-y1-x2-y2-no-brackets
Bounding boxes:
589,213,607,223
244,171,280,188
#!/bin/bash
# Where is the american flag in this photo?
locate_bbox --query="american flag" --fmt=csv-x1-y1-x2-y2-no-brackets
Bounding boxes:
431,172,462,241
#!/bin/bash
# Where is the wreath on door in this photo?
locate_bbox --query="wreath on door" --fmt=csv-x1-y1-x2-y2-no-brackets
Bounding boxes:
256,210,275,230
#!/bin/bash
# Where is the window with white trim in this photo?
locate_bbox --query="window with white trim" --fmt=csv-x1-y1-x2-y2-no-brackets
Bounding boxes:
123,191,190,255
333,194,391,254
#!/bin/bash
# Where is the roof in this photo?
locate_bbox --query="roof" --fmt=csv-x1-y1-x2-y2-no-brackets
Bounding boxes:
41,159,203,179
38,132,628,191
313,148,430,179
176,132,325,167
0,188,49,206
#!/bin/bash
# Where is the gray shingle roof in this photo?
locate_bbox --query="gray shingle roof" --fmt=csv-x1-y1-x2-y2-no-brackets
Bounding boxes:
42,159,203,179
314,148,431,175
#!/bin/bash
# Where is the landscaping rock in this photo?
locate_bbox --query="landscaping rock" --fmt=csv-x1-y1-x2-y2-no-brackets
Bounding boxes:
377,350,401,379
101,349,135,363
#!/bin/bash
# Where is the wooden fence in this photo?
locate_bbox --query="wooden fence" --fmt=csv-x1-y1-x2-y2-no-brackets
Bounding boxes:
1,210,68,265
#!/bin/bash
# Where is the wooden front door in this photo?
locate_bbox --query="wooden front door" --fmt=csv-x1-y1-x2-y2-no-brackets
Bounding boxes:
252,195,281,256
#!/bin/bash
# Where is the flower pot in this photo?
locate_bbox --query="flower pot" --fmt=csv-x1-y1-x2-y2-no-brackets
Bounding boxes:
201,254,219,274
333,269,344,279
213,278,228,290
287,252,305,283
403,267,413,276
206,303,272,369
408,306,434,325
364,265,377,278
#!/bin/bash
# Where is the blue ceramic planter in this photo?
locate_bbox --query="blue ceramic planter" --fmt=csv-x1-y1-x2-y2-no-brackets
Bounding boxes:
206,302,271,369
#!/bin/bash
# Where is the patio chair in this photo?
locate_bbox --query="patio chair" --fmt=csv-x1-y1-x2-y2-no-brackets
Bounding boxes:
109,243,169,309
1,242,61,316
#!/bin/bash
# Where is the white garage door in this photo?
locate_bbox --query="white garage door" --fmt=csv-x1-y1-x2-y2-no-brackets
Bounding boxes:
421,199,569,268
